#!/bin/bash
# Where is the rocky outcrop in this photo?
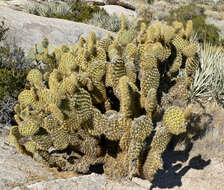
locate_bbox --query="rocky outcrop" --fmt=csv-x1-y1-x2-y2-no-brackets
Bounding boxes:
0,128,54,190
101,5,137,20
0,6,115,55
24,174,149,190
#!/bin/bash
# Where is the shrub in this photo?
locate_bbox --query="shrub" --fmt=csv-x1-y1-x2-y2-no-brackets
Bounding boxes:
25,2,72,17
88,12,121,32
24,1,108,23
166,3,222,45
56,3,107,22
167,4,204,23
0,44,35,100
147,0,154,4
0,96,17,125
0,21,35,124
136,5,153,23
193,16,220,44
88,12,134,32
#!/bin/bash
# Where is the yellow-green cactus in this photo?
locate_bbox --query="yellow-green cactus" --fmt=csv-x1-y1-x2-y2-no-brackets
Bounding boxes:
137,22,147,44
128,116,154,178
161,24,175,44
172,34,189,52
24,141,38,154
145,88,157,118
63,75,78,95
8,126,21,145
27,69,44,89
32,131,52,150
51,128,69,150
185,55,200,77
117,76,136,118
18,119,40,137
173,21,184,34
184,20,193,40
146,25,155,43
140,54,160,107
108,40,123,59
97,34,113,51
125,62,137,84
105,113,131,141
168,51,182,77
9,19,198,182
109,56,126,90
182,44,198,57
58,52,78,75
43,115,60,133
35,38,57,71
80,136,101,157
118,29,136,47
103,151,129,179
126,43,138,63
117,14,135,47
143,151,163,181
18,90,37,108
163,106,187,135
143,105,192,181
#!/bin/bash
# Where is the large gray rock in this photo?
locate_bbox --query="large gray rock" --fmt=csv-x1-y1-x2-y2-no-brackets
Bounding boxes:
0,6,114,55
0,128,54,190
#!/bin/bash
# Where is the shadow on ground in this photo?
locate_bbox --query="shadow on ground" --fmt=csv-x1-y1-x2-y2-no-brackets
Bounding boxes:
148,111,213,189
149,144,211,190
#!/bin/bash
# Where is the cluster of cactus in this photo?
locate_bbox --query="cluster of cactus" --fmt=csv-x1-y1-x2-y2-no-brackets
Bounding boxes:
8,14,200,181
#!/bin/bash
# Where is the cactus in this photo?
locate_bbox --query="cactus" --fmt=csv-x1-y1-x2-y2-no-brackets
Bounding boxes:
142,106,191,181
8,16,199,182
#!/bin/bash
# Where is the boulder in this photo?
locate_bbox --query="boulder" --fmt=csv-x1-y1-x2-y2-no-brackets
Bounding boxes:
101,5,137,20
0,6,115,55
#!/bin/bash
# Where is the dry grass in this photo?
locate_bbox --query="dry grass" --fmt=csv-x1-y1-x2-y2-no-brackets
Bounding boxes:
174,101,224,162
189,102,224,160
191,123,224,160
